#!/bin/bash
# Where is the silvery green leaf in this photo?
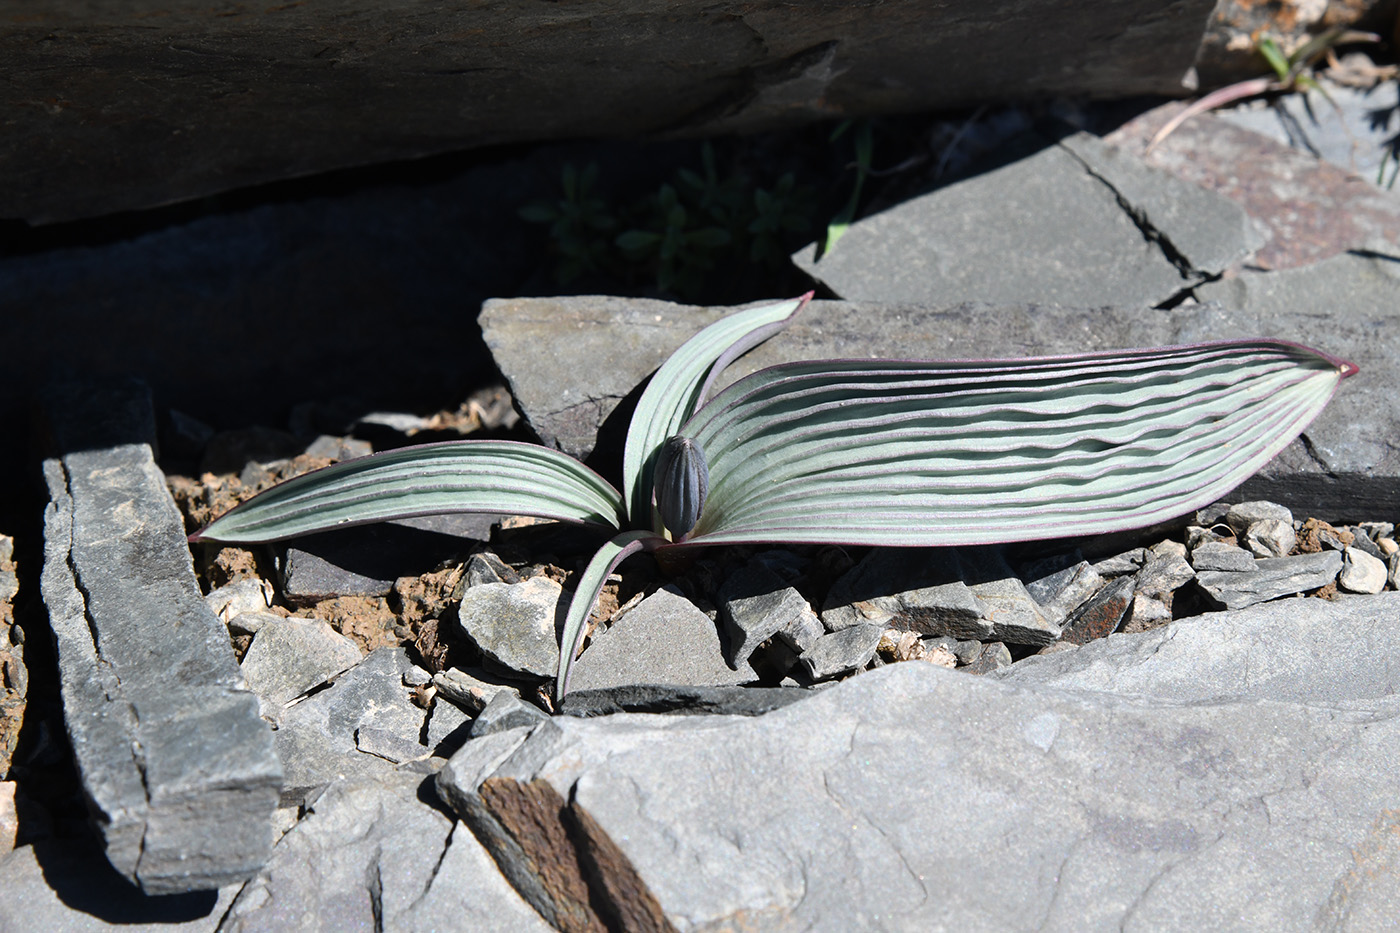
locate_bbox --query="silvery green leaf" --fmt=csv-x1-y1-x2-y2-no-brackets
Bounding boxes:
622,295,807,533
192,440,626,543
678,341,1354,547
653,435,709,539
556,530,660,701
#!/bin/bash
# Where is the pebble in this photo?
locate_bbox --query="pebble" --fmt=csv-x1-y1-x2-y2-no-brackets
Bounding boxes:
1244,519,1296,558
1190,541,1256,572
798,624,884,682
963,642,1012,675
1134,551,1195,600
205,577,274,624
1091,549,1146,577
1340,528,1384,560
469,691,550,738
1127,594,1172,630
1338,547,1388,595
1225,501,1293,534
455,576,565,679
1378,537,1398,557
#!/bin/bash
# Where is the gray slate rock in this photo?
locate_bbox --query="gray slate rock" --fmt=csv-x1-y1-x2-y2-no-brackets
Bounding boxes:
569,586,756,692
793,132,1260,309
1022,558,1103,622
1091,548,1146,577
1059,576,1135,646
1243,518,1296,558
439,660,1400,931
1224,500,1293,533
280,523,478,604
717,563,822,665
963,641,1012,674
220,772,551,933
470,691,550,739
240,617,363,712
797,624,884,681
966,573,1060,646
431,668,519,714
274,648,427,805
1133,550,1196,600
426,700,473,759
1190,540,1256,572
822,549,992,641
1000,593,1400,705
1339,547,1389,595
560,684,815,718
39,386,280,895
484,294,1390,516
1196,550,1343,610
455,577,565,679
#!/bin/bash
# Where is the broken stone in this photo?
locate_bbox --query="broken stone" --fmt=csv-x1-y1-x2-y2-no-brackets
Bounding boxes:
1022,559,1104,622
1338,547,1388,595
1059,577,1136,646
1390,553,1399,591
455,577,565,679
797,624,884,682
301,434,373,462
462,551,520,588
39,383,280,895
204,577,274,625
470,692,550,739
822,549,992,641
426,700,473,758
1190,540,1256,572
1123,594,1172,633
967,574,1060,646
1341,527,1385,560
569,586,756,692
1133,550,1195,601
1091,548,1147,577
963,641,1012,675
431,668,518,715
560,684,816,718
241,617,363,713
1195,551,1343,610
228,611,279,637
1243,518,1296,558
716,563,821,667
280,522,475,605
355,725,426,764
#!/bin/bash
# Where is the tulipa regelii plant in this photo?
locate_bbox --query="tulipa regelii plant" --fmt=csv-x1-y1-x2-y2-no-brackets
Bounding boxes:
193,295,1356,699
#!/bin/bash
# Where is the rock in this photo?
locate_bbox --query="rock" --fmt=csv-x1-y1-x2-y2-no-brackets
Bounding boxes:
0,838,239,932
227,611,280,637
240,617,363,712
569,585,757,692
560,684,815,718
273,648,427,805
220,772,551,933
204,578,274,625
439,659,1400,931
431,668,519,715
281,523,477,605
1195,551,1344,610
1224,501,1293,535
301,434,373,462
793,131,1260,309
426,701,473,759
402,665,433,688
1022,558,1103,621
1339,547,1389,595
1001,594,1400,705
1243,518,1296,558
354,725,427,764
1190,540,1256,572
1091,548,1146,577
1195,1,1395,86
469,692,550,739
1124,594,1172,632
796,624,884,681
1390,553,1399,591
1133,550,1196,600
485,293,1391,517
717,563,821,666
5,1,1212,224
821,549,992,641
463,551,520,588
962,641,1012,675
1059,576,1136,646
964,553,1061,646
39,382,280,895
455,577,565,680
1342,526,1385,560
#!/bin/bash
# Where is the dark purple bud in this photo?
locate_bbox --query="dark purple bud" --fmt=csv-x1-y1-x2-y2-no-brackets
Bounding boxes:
654,435,709,538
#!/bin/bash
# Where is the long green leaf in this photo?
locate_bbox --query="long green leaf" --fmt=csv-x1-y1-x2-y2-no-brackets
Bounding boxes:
621,294,808,534
556,530,661,701
192,440,626,543
678,341,1353,547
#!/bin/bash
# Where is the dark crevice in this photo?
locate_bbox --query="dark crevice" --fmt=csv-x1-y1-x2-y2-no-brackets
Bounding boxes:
1297,432,1338,478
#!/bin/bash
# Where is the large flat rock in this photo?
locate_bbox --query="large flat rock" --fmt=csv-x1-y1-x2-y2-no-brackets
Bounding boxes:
2,1,1212,223
439,660,1400,931
38,382,282,895
482,295,1395,517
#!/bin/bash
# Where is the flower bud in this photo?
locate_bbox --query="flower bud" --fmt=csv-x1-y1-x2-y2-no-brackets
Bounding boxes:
654,435,709,538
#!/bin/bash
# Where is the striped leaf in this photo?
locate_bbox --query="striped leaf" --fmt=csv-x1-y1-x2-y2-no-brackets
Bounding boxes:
677,341,1354,547
622,294,808,534
192,440,626,543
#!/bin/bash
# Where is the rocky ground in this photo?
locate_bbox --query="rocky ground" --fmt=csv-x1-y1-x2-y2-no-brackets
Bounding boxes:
2,69,1399,930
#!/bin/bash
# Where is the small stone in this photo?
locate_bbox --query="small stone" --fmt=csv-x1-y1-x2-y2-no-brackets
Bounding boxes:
205,577,273,624
1185,525,1233,549
1022,561,1105,623
1244,519,1297,558
1225,501,1292,534
1134,551,1195,600
228,610,280,636
1378,537,1398,557
462,551,520,588
403,665,433,688
963,642,1012,675
1358,522,1394,541
952,640,984,665
1195,502,1232,525
925,645,958,668
431,668,517,713
455,577,565,679
426,700,473,757
1195,551,1343,610
1122,594,1172,633
968,576,1061,646
469,691,550,738
241,616,364,712
1091,548,1146,577
1059,577,1135,646
1338,547,1388,595
1190,541,1256,572
569,586,756,692
1296,518,1352,553
302,434,373,461
1389,553,1399,591
878,629,926,662
821,549,993,641
797,624,884,682
718,563,820,667
1147,540,1188,562
1340,528,1384,560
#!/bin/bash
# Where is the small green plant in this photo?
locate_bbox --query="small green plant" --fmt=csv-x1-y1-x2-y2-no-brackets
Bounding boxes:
821,119,874,256
517,163,617,282
194,297,1355,699
1148,27,1382,152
